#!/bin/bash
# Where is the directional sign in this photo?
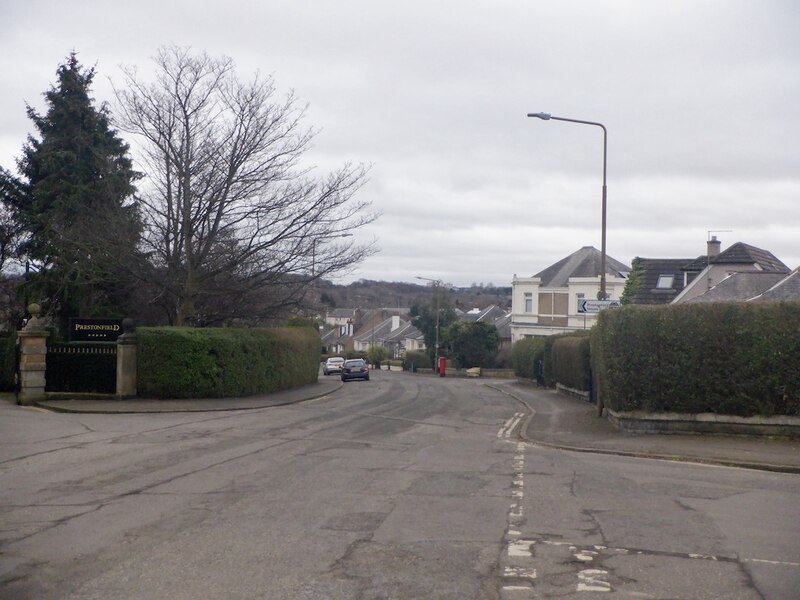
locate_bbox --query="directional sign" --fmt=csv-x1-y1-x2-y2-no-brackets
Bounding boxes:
578,299,620,314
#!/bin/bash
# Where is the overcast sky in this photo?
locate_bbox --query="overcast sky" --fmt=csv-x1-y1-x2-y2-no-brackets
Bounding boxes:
2,0,798,288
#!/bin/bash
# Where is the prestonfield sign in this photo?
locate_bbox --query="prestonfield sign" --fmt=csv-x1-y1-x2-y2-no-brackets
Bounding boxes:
69,318,124,342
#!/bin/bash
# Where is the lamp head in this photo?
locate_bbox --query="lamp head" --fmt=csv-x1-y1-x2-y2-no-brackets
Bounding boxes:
527,112,551,120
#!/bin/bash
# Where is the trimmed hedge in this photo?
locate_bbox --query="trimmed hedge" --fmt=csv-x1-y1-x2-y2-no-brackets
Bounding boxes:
551,334,591,392
403,350,430,371
591,302,800,416
512,336,545,380
137,326,320,399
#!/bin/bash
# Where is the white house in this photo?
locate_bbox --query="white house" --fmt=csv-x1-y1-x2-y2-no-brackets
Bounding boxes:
510,246,629,341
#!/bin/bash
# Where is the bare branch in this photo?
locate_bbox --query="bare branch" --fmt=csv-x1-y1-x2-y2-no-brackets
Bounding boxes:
113,46,378,325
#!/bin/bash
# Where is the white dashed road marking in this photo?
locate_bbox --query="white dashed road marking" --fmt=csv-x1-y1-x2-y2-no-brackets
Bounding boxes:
495,420,798,596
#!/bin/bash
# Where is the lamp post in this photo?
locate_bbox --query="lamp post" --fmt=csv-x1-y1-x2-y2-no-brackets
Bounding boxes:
415,276,445,372
527,112,608,300
311,233,353,277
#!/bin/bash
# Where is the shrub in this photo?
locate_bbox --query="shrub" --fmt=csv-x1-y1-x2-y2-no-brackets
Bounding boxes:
366,345,389,367
512,336,545,380
592,302,800,416
403,350,430,371
551,334,591,391
494,346,513,369
137,326,320,399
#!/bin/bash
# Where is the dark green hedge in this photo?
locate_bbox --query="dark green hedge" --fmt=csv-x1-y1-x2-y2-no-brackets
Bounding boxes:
137,326,320,399
512,337,545,380
403,350,430,371
551,334,592,391
591,302,800,416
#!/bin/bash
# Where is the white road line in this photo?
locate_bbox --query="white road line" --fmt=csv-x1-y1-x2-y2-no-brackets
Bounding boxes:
504,566,537,580
508,540,535,557
744,558,800,567
577,569,611,593
497,412,524,439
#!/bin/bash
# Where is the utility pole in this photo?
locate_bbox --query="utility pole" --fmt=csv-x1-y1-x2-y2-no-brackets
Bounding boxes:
416,276,448,373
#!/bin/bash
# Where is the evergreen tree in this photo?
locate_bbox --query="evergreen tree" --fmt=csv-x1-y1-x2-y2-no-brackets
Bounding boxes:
410,290,457,363
444,320,500,368
620,257,645,305
1,53,141,321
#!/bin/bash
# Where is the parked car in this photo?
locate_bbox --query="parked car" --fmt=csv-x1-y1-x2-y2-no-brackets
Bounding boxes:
323,357,345,375
341,359,370,382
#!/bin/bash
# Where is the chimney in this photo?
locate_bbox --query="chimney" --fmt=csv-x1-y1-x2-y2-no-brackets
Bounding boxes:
391,315,400,331
707,236,721,259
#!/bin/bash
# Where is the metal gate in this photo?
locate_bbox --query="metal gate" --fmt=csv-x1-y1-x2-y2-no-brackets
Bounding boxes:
46,343,117,394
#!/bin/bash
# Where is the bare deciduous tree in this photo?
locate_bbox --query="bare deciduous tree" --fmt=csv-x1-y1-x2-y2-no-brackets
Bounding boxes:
114,46,377,325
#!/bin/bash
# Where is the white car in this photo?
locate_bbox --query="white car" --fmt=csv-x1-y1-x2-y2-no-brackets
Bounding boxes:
323,356,345,375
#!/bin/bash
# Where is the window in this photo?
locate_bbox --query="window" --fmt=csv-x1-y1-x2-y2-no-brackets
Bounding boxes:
538,291,568,326
656,275,674,289
524,292,532,313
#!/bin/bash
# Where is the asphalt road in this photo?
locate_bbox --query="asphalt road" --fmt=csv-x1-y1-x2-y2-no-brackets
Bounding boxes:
1,371,798,599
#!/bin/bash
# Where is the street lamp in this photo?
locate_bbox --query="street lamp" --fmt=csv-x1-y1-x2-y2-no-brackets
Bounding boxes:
527,112,609,300
311,233,354,277
416,276,446,372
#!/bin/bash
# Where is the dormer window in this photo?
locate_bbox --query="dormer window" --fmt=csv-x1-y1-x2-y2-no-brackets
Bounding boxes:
656,275,674,289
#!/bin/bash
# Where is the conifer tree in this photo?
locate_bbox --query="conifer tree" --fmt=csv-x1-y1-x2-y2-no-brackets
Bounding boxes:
0,53,141,321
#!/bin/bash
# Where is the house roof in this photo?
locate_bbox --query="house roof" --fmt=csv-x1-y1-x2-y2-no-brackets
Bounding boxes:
714,242,789,272
327,308,357,319
686,271,787,303
493,313,512,339
321,327,351,346
352,316,407,343
535,246,630,288
627,258,695,305
749,268,800,302
383,321,424,343
459,304,507,323
321,329,338,343
682,242,790,273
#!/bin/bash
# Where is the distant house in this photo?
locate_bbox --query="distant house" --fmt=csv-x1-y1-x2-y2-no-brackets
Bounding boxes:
352,315,425,358
459,305,507,323
324,308,360,327
684,272,788,303
321,327,349,356
672,239,790,304
749,267,800,302
458,304,511,349
624,258,700,305
493,312,512,350
624,237,795,306
511,246,630,341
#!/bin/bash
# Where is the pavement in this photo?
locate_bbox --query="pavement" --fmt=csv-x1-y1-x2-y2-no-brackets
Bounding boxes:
34,378,345,413
23,373,800,474
493,380,800,475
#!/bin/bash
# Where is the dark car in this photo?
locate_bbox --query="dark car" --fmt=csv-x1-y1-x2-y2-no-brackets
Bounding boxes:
341,359,370,382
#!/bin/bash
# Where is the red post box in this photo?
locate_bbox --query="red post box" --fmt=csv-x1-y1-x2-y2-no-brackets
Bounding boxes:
438,356,446,377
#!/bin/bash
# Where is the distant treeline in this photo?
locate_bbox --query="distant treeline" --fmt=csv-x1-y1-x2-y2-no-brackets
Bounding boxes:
317,279,512,310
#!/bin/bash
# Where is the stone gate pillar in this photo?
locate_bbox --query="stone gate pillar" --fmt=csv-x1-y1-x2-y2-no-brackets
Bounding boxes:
18,303,48,406
116,318,137,399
